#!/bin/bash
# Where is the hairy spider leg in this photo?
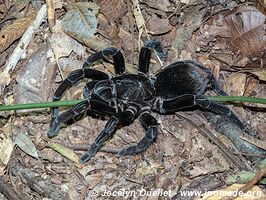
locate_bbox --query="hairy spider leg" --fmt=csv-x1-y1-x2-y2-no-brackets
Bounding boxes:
48,96,116,138
79,108,136,163
83,47,125,75
83,81,98,99
138,40,166,74
117,110,158,156
49,69,109,135
156,94,247,134
82,47,126,98
194,96,253,135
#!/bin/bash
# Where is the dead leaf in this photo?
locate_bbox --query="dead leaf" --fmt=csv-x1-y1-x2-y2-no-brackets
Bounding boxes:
161,136,177,157
14,44,56,110
62,2,99,37
0,71,11,86
0,124,14,175
49,142,79,163
50,21,85,59
142,0,172,12
222,6,266,57
97,13,119,39
0,8,37,53
96,0,127,21
147,14,172,35
224,73,247,96
250,69,266,81
14,132,39,159
62,2,98,45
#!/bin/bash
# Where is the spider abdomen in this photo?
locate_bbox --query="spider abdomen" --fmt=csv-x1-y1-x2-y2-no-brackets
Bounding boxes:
154,61,211,99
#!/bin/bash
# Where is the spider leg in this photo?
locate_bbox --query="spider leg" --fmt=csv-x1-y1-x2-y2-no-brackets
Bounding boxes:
195,95,246,130
79,108,136,163
155,94,246,131
53,69,109,101
48,97,116,138
83,80,98,99
50,69,109,125
117,110,157,157
138,40,166,74
48,100,90,137
83,47,125,74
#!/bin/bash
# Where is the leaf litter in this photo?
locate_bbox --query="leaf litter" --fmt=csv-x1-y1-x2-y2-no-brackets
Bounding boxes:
0,0,265,199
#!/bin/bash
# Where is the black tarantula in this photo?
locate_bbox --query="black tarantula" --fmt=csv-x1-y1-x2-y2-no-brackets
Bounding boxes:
48,40,248,163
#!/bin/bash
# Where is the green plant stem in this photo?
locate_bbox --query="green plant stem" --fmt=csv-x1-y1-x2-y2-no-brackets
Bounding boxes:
207,96,266,104
0,96,265,111
0,100,82,111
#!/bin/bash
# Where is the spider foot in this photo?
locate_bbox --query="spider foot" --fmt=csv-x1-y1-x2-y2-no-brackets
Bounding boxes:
79,153,92,163
117,146,141,157
79,143,100,163
47,120,61,138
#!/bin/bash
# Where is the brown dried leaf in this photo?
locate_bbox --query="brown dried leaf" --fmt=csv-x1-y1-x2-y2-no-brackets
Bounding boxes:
222,6,266,57
250,69,266,81
96,0,127,21
14,44,56,108
224,73,247,96
0,3,9,20
0,8,36,53
147,14,172,35
142,0,172,12
118,28,139,51
98,13,119,39
0,124,14,175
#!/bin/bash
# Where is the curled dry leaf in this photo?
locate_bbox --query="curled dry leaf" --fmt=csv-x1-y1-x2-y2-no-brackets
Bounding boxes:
222,6,266,57
62,2,109,50
0,125,14,175
96,0,127,21
14,44,56,109
14,132,39,159
0,8,36,53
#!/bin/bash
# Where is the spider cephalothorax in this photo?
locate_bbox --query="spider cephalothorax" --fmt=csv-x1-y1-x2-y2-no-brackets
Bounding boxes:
48,40,248,163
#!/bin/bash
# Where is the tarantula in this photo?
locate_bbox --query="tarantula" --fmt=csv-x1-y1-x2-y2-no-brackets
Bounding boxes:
48,40,247,163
